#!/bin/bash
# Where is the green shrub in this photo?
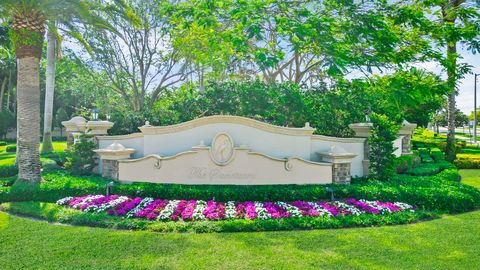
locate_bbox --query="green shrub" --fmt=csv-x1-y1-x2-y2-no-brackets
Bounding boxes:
0,202,435,233
65,135,97,175
368,113,400,180
0,165,18,177
5,145,16,152
394,154,421,174
430,148,444,161
0,164,478,214
454,158,480,169
0,141,6,146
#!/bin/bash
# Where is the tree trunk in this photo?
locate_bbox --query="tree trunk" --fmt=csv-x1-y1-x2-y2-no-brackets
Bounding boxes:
444,2,459,161
0,76,6,111
12,9,45,183
6,69,13,112
41,30,56,153
16,55,42,182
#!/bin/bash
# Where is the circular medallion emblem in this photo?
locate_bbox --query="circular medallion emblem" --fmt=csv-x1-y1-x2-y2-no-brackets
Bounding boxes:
210,132,235,166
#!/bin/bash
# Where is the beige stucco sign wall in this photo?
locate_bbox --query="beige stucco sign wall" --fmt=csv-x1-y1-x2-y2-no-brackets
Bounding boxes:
93,115,415,185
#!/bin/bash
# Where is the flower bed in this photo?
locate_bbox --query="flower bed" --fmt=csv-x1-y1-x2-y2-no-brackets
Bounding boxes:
56,194,414,222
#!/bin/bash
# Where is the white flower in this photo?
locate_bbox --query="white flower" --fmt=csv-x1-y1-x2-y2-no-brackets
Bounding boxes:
254,202,271,220
394,202,414,212
335,202,363,216
307,202,333,217
276,201,302,218
73,195,104,209
126,197,154,218
225,201,236,219
56,197,73,205
158,200,180,220
192,200,207,220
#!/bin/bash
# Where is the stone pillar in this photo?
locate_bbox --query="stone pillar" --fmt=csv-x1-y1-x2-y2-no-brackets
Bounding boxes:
61,116,87,149
398,120,417,155
349,122,372,176
86,121,114,135
318,146,357,184
94,142,135,180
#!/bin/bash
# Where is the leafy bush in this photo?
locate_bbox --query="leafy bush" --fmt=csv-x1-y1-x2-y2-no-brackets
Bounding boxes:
430,148,444,161
394,154,421,173
368,113,400,180
405,161,453,176
0,165,18,177
65,135,97,175
0,141,6,146
412,128,466,152
454,158,480,169
5,145,16,152
0,167,478,213
0,202,434,233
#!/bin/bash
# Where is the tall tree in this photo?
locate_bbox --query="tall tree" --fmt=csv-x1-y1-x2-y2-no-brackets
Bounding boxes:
82,0,187,111
41,26,57,153
0,0,115,182
168,0,427,85
413,0,479,160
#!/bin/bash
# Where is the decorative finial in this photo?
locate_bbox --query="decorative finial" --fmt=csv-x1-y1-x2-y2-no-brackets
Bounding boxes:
144,120,151,127
304,122,311,128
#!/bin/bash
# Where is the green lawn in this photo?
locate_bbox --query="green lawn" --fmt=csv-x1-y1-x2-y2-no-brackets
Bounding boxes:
0,209,478,270
460,169,480,189
0,141,66,166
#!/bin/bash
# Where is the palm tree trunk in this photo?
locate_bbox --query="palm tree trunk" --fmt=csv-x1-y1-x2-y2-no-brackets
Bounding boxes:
41,30,56,153
12,10,45,183
16,55,42,182
0,76,6,111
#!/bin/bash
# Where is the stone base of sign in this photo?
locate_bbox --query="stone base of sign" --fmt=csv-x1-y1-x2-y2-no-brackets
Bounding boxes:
401,135,412,154
318,146,357,184
332,163,352,184
102,159,119,179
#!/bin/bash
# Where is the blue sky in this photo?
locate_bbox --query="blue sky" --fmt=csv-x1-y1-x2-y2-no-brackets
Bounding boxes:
418,49,480,115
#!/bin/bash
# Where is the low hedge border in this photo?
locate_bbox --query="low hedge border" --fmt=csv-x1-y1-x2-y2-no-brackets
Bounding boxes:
1,167,479,213
0,202,436,233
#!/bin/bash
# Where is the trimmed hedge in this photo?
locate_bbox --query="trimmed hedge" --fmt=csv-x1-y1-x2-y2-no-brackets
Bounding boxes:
0,165,17,177
0,167,478,213
5,145,16,153
0,202,435,233
405,161,454,176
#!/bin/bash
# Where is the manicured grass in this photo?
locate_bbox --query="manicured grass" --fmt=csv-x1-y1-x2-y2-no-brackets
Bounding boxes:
0,141,67,166
460,169,480,189
0,209,478,269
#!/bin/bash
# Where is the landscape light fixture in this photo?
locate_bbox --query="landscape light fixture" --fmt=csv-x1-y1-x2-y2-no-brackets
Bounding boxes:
326,186,334,201
92,107,99,121
106,181,115,196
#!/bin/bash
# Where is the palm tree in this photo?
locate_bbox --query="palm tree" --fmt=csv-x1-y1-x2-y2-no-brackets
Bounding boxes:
0,0,117,182
41,26,57,153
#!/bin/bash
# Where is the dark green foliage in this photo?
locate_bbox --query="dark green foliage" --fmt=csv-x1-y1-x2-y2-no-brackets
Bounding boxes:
0,165,17,177
394,154,421,174
0,166,478,213
65,135,97,175
0,141,6,146
0,110,15,139
0,202,434,233
5,145,15,152
430,148,444,161
368,113,400,180
405,162,453,176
